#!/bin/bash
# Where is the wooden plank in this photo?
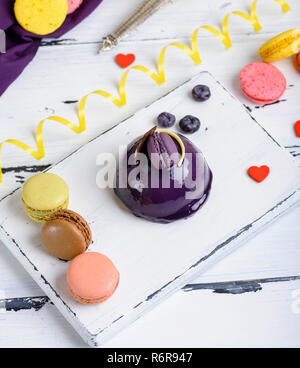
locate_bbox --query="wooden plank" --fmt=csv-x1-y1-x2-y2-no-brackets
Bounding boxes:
105,278,300,348
0,0,299,347
1,34,299,197
1,277,300,348
40,0,300,44
0,72,299,346
2,201,300,299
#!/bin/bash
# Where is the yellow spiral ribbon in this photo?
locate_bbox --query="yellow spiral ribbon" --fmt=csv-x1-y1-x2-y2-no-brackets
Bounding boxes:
0,0,291,182
0,116,86,182
275,0,291,12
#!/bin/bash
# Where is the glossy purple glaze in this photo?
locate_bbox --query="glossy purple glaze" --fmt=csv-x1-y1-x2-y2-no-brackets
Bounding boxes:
114,133,213,223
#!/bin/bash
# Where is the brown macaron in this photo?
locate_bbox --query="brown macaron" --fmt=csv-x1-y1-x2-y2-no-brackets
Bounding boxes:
41,209,92,261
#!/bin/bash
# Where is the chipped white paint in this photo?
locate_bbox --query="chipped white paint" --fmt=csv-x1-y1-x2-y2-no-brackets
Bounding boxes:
0,0,300,348
0,73,299,346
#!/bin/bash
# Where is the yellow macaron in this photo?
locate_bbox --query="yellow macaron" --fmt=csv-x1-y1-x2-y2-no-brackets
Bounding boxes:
14,0,68,36
22,173,69,223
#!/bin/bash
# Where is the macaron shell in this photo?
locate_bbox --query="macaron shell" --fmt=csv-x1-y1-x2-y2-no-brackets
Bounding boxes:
22,173,69,212
68,282,118,304
240,62,286,103
242,90,284,105
49,209,92,246
14,0,68,36
67,0,83,14
259,29,300,63
67,252,120,303
147,132,179,170
42,218,88,260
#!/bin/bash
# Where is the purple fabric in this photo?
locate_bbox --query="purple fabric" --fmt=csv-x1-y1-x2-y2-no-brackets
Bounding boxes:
0,0,104,96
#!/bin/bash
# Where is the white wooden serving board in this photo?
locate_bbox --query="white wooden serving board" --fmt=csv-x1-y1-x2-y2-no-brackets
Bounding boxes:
0,72,299,347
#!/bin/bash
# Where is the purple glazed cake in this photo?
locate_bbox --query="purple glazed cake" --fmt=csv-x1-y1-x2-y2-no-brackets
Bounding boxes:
114,127,213,223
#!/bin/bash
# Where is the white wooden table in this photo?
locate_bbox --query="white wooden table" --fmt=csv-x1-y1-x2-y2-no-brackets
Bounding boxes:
0,0,299,348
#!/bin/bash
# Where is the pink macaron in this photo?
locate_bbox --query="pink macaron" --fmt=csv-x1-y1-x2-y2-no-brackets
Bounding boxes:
240,62,286,104
67,0,83,14
67,252,120,304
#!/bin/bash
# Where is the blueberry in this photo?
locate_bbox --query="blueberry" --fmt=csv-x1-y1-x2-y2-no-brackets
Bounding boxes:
179,115,201,133
157,112,176,128
192,85,211,102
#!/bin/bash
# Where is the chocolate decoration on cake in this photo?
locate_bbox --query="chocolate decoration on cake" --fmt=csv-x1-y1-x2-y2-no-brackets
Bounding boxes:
114,127,213,223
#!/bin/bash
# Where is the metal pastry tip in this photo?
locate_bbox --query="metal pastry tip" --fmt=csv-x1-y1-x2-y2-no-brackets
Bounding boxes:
98,36,116,54
98,1,174,54
98,43,111,54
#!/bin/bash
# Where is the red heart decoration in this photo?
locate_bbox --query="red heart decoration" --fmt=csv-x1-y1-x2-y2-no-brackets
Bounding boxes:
248,165,270,183
115,53,135,68
294,120,300,137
